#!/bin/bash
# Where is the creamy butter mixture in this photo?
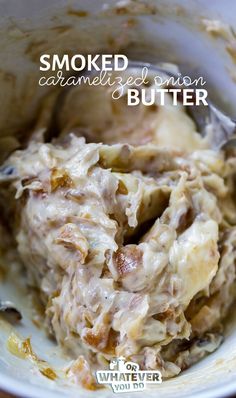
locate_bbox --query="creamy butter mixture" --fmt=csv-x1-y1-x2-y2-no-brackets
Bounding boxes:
1,91,236,388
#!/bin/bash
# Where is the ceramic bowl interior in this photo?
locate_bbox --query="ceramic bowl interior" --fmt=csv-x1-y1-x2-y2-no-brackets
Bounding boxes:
0,1,236,397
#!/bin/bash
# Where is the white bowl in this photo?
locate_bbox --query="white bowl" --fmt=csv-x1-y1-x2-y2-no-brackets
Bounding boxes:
0,1,236,397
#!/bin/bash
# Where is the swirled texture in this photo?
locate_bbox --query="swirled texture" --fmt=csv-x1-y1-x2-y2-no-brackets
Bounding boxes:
2,97,236,387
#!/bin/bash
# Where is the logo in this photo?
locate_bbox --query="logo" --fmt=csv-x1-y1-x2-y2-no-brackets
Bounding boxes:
95,357,162,393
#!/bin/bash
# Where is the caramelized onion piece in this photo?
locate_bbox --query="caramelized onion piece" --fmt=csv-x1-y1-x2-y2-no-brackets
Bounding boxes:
113,245,143,277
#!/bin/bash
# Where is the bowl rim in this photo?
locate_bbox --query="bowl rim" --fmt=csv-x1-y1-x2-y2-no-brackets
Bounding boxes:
0,370,236,398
